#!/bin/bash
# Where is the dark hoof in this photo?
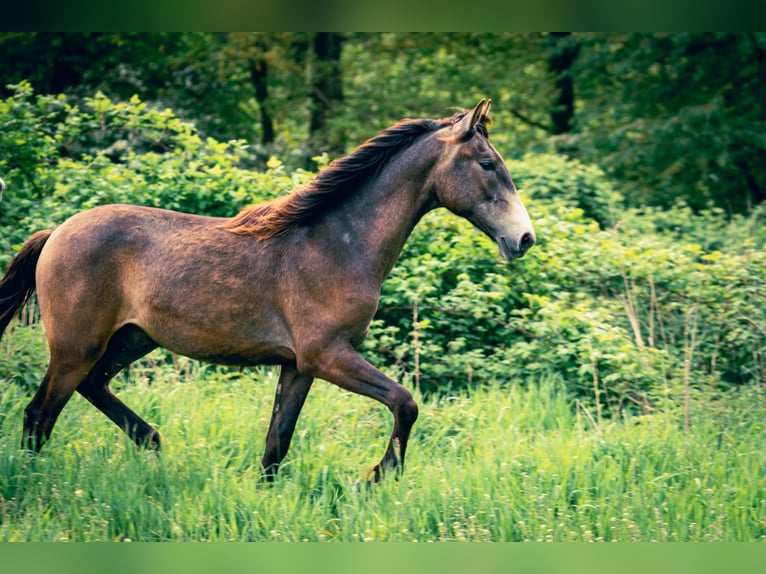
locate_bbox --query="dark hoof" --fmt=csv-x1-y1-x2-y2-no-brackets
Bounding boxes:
135,430,161,451
366,464,383,483
20,433,45,454
147,432,161,450
259,464,279,484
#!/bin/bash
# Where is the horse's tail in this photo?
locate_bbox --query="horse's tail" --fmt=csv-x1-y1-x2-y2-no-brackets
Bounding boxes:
0,230,53,340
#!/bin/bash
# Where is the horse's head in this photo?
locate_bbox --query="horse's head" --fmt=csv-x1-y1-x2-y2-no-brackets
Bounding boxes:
430,99,535,260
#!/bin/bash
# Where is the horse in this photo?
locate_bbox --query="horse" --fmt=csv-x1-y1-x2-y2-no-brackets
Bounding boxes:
0,99,535,483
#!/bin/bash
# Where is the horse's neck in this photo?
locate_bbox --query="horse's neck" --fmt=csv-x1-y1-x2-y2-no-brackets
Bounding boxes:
321,153,437,284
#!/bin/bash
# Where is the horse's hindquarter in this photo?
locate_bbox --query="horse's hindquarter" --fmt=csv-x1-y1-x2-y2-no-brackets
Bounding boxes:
36,205,295,366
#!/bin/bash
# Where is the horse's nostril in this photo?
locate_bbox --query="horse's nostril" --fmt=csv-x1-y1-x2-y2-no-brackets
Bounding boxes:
520,232,534,251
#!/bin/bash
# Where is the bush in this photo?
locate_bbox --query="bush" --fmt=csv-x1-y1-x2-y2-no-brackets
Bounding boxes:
506,152,622,228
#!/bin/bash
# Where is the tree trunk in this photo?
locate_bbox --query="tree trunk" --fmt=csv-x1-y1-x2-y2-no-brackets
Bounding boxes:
250,57,274,145
310,33,344,156
547,32,580,135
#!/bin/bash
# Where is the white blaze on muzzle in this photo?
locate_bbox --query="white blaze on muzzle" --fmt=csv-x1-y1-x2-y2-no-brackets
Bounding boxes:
497,195,535,260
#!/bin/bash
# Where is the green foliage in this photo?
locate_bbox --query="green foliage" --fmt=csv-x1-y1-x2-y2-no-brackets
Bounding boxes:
507,152,622,227
575,32,766,212
4,33,765,213
0,322,47,392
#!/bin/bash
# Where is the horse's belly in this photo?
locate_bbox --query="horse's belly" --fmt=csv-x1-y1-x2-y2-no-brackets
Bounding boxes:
136,301,296,367
179,342,297,367
149,326,297,367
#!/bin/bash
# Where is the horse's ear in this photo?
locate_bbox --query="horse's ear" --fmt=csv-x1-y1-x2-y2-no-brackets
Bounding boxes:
441,98,489,143
458,99,486,134
482,98,492,118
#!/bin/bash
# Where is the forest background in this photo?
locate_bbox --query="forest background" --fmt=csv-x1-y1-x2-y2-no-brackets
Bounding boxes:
0,33,764,541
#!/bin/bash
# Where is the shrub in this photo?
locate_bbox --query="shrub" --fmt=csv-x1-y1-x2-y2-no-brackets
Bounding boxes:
506,152,622,228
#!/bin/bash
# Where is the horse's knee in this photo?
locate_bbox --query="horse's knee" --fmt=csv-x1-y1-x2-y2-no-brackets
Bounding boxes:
392,387,418,428
401,398,418,430
403,397,419,427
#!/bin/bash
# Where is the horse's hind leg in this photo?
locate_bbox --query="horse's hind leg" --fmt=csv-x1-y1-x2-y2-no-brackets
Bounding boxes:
23,360,95,452
76,324,160,449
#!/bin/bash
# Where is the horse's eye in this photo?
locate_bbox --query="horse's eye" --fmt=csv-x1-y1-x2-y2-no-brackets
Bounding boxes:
479,159,496,172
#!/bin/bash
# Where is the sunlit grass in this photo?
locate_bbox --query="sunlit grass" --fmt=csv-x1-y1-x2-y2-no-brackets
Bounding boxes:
0,357,764,541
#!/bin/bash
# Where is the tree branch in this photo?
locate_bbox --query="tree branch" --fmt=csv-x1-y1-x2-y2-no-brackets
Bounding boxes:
509,107,552,133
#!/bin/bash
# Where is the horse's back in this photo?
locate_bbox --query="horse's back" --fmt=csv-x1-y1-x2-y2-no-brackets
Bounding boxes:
44,204,219,249
37,204,216,299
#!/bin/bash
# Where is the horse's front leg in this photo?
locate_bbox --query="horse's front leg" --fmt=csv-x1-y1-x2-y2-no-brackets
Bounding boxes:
261,364,314,482
303,343,418,483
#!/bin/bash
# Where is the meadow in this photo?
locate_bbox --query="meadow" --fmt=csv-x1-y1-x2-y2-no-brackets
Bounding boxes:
1,323,763,542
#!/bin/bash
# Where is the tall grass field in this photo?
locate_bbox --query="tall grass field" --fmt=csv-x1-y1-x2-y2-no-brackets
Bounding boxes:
0,325,763,542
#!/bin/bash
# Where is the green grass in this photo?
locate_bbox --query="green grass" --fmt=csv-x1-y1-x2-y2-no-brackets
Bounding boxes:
0,347,764,541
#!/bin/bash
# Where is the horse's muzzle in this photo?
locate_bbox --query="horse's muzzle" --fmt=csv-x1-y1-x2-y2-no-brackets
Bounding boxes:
499,232,535,260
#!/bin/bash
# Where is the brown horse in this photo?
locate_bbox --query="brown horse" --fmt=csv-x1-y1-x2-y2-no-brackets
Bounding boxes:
0,99,534,482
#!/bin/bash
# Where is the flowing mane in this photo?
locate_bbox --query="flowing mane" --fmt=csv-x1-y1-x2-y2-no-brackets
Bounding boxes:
221,111,489,240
